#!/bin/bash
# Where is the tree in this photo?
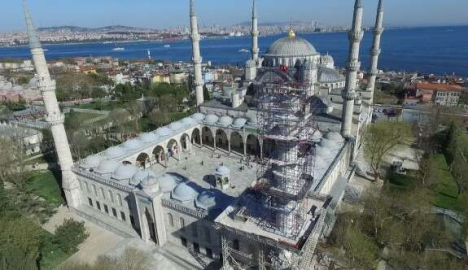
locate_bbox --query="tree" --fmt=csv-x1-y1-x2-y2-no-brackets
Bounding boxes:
54,218,89,254
0,217,43,270
364,121,413,181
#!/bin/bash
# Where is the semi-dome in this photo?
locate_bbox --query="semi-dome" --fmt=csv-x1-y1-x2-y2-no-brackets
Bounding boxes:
104,146,126,159
320,138,341,150
218,116,233,127
131,170,156,186
96,160,120,174
139,133,159,144
169,121,183,132
196,190,218,210
232,118,247,128
246,112,258,125
172,183,198,203
156,127,172,137
204,114,219,125
181,117,196,126
80,155,105,169
159,174,182,193
123,139,143,150
265,30,318,57
318,67,345,84
321,54,334,64
216,165,230,176
191,113,206,122
112,164,139,181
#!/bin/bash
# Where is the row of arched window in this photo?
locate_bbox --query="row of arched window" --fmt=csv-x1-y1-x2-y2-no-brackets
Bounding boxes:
80,180,123,208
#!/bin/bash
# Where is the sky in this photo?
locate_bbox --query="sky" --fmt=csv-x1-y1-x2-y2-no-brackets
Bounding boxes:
2,0,468,32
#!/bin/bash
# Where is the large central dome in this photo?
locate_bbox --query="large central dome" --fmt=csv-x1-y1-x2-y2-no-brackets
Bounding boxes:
265,29,318,57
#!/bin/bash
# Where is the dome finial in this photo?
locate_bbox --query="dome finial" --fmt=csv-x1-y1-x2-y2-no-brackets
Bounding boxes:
288,28,296,39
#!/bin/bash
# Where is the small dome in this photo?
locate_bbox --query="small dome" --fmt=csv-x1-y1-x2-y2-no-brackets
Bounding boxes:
156,127,172,137
159,174,182,193
247,113,258,125
141,175,159,194
139,133,159,143
172,183,198,203
169,121,183,132
310,130,323,142
104,146,126,159
218,116,233,127
325,132,345,143
96,160,120,174
204,114,219,125
318,67,345,84
320,138,339,150
112,164,139,181
131,170,156,186
123,139,143,150
304,59,317,70
80,155,105,169
196,190,217,210
181,117,196,126
232,118,247,128
315,145,333,159
191,113,206,122
321,54,334,64
216,165,230,176
265,31,318,58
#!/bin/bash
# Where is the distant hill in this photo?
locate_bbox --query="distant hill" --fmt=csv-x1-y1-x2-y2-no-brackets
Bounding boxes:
237,21,315,27
38,25,151,32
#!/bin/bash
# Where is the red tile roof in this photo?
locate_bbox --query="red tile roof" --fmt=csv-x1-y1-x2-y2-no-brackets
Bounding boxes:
416,83,462,92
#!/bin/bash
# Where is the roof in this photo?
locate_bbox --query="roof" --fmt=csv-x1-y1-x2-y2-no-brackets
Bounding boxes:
416,83,462,92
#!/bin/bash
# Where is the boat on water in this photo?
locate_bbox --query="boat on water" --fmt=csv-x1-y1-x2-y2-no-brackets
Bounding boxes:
238,49,249,53
163,44,171,48
112,47,125,52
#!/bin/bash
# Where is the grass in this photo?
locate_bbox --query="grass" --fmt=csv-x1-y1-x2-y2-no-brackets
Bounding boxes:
39,230,72,270
433,154,460,210
26,171,64,207
75,101,124,111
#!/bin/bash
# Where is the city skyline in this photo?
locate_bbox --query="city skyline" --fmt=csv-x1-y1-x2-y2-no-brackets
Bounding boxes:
1,0,467,32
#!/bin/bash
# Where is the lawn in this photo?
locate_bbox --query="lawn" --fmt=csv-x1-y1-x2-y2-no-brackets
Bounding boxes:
39,230,72,270
433,154,460,210
26,170,64,207
76,101,124,111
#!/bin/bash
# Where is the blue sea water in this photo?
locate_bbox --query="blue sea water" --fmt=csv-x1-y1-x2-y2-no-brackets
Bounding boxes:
1,26,467,76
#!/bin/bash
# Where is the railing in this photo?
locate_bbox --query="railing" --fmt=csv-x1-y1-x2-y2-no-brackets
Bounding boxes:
161,199,208,219
73,168,133,193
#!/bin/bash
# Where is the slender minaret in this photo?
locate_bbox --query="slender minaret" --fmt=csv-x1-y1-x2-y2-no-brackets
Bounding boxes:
341,0,364,138
251,0,259,62
23,1,81,208
190,0,204,106
366,0,384,102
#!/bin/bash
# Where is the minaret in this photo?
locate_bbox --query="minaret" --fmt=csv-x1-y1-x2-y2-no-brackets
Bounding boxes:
341,0,364,138
23,1,81,208
251,0,259,62
190,0,204,106
366,0,384,102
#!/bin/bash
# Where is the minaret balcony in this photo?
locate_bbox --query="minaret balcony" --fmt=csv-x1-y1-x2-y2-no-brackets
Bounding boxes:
348,30,364,42
347,60,361,72
370,48,381,56
373,28,384,35
190,33,200,41
342,90,357,101
46,113,65,125
251,30,259,36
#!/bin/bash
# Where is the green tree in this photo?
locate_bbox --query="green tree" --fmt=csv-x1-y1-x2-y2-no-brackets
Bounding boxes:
54,218,89,254
0,217,43,270
364,121,413,181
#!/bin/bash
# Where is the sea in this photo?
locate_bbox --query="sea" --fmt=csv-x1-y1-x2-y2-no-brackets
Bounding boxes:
1,26,467,77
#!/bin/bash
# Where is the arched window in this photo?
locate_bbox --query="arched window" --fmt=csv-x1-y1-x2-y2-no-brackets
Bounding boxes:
108,190,114,203
180,217,186,231
117,194,122,206
100,187,105,199
168,213,174,227
92,184,97,196
233,239,240,251
84,182,89,192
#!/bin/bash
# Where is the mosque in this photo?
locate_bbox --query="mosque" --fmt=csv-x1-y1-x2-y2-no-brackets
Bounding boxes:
22,0,384,269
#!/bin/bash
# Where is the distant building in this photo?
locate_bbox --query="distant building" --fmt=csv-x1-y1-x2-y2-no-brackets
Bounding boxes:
0,122,43,156
407,82,462,106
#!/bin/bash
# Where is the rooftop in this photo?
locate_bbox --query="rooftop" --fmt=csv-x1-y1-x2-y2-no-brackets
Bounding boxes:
416,82,462,92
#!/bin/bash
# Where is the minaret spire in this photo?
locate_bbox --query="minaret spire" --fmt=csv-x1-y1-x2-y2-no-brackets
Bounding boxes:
23,0,81,208
366,0,384,102
251,0,259,62
341,0,364,138
190,0,204,106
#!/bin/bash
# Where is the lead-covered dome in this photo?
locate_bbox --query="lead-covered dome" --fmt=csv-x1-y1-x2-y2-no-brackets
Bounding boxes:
80,155,106,169
172,182,198,203
265,30,318,58
104,146,126,159
123,139,143,150
318,67,345,84
112,164,139,181
159,174,182,193
96,160,120,175
218,116,233,127
139,133,159,144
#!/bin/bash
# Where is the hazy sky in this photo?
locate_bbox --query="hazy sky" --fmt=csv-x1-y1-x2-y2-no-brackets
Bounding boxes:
2,0,468,31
